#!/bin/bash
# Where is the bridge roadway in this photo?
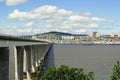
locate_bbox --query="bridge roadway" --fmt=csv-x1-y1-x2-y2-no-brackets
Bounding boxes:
0,35,52,80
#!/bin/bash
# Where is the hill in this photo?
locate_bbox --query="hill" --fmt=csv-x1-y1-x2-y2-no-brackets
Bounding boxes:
37,31,87,36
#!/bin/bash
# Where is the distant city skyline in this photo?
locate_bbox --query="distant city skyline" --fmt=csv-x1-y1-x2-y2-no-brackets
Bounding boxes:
0,0,120,35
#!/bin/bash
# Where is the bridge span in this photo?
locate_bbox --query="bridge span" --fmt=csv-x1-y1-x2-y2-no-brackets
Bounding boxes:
0,35,52,80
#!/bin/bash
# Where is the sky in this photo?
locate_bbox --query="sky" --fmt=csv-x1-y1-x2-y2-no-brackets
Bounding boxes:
0,0,120,35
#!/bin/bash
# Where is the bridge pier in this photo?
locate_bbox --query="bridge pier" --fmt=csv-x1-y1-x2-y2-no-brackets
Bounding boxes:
35,46,39,68
17,46,24,80
0,47,9,80
38,45,42,64
9,46,19,80
23,46,32,80
31,46,36,73
37,45,41,66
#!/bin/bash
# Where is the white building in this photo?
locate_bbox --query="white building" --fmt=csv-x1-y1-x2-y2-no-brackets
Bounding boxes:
88,32,100,37
88,32,93,37
110,32,115,38
61,36,75,40
96,32,101,37
118,33,120,38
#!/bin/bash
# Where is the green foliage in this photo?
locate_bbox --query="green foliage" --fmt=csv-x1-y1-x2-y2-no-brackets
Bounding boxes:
40,65,94,80
111,61,120,80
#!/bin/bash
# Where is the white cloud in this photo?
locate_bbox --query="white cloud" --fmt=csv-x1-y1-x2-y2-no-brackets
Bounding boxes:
69,15,89,22
0,25,36,35
7,5,110,35
8,5,73,21
61,26,71,29
91,17,106,22
18,28,31,33
58,9,72,16
6,0,27,6
25,21,34,27
31,5,58,14
88,23,99,28
83,12,91,16
74,29,86,34
8,9,35,20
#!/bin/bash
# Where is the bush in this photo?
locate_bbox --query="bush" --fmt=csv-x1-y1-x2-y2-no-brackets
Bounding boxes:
111,61,120,80
40,65,94,80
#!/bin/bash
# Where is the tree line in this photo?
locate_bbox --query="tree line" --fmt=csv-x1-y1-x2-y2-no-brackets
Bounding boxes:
40,61,120,80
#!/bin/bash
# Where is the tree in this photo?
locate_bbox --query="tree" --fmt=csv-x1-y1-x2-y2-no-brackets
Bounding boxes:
111,61,120,80
40,65,94,80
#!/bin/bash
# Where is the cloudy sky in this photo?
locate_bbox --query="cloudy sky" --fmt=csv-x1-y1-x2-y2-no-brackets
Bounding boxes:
0,0,120,35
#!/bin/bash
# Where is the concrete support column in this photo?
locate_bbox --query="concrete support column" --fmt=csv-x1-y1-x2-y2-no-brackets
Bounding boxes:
42,45,47,58
23,46,32,80
0,47,9,80
39,46,42,59
37,45,40,65
35,46,38,67
23,47,27,73
9,46,18,80
39,45,46,67
31,46,36,73
41,45,45,60
17,46,24,80
39,45,45,68
38,45,41,63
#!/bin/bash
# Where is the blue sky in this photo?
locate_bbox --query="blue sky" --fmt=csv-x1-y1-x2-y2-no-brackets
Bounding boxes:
0,0,120,35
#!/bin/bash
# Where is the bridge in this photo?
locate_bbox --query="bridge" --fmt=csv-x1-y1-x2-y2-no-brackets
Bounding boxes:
0,35,52,80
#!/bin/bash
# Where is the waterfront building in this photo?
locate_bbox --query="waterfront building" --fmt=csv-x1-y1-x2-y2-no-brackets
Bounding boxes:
118,32,120,38
61,36,74,40
18,35,38,39
110,32,115,38
88,32,100,38
96,32,101,37
88,32,93,37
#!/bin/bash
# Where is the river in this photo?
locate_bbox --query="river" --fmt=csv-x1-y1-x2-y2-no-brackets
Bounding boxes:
46,44,120,80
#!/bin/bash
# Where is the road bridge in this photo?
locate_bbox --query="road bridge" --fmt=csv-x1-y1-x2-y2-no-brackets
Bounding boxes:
0,35,52,80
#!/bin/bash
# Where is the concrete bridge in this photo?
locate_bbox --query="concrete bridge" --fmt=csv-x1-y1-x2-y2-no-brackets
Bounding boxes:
0,35,52,80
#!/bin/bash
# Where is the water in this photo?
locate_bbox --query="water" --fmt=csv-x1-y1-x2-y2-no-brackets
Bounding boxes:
46,44,120,80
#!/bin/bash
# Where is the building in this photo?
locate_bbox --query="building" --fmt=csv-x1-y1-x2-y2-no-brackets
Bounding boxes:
18,35,38,40
96,32,101,37
118,33,120,38
88,32,93,37
88,32,100,38
61,36,74,40
110,32,115,38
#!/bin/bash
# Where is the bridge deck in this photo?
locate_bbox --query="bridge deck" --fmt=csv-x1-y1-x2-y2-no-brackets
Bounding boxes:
0,35,50,47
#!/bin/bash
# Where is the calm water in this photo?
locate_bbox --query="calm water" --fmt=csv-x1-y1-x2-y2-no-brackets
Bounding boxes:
46,44,120,80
